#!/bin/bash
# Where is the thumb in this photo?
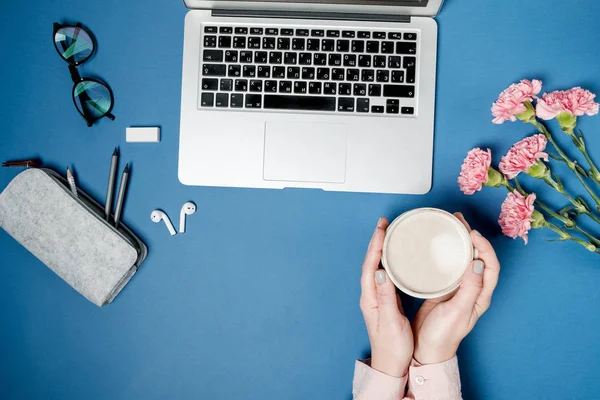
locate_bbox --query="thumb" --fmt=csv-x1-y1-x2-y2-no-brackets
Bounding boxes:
375,270,401,316
449,260,485,311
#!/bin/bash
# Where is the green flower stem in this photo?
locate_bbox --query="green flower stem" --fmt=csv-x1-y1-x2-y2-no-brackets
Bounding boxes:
542,175,600,225
574,225,600,248
570,131,600,184
544,221,598,253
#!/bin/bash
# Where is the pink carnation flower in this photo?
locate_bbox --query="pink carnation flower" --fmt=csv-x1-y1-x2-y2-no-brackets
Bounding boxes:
458,148,492,195
536,87,599,120
491,79,542,124
499,134,549,179
498,191,536,244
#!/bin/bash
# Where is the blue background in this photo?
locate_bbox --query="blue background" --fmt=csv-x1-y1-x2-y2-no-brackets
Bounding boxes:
1,0,600,398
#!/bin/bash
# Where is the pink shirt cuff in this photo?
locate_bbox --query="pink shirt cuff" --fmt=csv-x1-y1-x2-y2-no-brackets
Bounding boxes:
352,359,408,400
407,357,462,400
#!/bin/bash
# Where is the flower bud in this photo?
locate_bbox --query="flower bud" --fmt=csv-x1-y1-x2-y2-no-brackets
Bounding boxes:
556,111,577,135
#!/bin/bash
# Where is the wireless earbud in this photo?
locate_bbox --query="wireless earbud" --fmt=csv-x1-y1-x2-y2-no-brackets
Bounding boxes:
179,201,196,233
151,210,176,236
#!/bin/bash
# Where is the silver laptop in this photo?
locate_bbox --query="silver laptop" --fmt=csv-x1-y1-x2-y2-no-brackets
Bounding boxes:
179,0,442,194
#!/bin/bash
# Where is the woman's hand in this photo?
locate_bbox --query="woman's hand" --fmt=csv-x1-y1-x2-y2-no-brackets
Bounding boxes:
360,217,414,377
412,212,501,365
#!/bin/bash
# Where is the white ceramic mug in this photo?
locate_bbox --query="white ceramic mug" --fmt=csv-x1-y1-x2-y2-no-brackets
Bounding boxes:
382,208,474,299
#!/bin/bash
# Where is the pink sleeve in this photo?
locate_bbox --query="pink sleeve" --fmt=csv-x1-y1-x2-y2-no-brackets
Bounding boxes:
352,357,462,400
352,360,408,400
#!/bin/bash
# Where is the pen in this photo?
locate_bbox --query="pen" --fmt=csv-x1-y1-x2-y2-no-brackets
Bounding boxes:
66,167,79,198
113,163,129,229
105,148,119,221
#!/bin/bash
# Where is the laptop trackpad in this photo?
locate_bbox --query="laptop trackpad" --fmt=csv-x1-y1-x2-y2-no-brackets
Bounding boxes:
263,121,347,183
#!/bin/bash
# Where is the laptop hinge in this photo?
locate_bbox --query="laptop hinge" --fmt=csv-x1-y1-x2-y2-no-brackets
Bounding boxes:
211,9,411,23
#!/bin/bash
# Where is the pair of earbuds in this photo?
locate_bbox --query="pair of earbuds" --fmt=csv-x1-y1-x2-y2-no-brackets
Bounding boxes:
151,202,196,236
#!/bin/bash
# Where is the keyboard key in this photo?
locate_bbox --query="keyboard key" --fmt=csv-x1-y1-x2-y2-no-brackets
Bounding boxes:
403,56,416,69
272,66,286,78
376,70,389,82
357,98,370,113
219,27,233,34
284,52,297,64
263,37,276,49
281,28,294,36
322,39,335,51
353,83,367,96
242,65,256,77
311,29,324,37
269,51,283,64
299,53,312,65
292,38,305,50
231,93,244,107
386,99,399,114
287,67,300,79
294,81,307,94
307,39,320,51
338,83,351,95
388,32,402,39
373,55,386,68
201,78,219,90
250,28,263,35
404,56,416,83
338,97,355,112
279,81,292,93
368,84,381,96
346,69,360,81
406,69,415,84
248,37,261,48
233,36,246,48
357,31,370,38
255,51,268,63
296,29,309,36
204,36,217,47
216,93,229,107
218,36,232,48
203,64,226,76
228,65,241,77
240,51,253,63
257,65,271,78
235,79,248,91
323,82,336,94
388,56,401,68
245,94,262,108
309,82,322,94
358,54,371,67
317,67,330,80
342,31,355,38
327,30,340,37
404,32,417,40
250,80,263,92
266,28,279,35
201,92,214,107
336,40,350,52
401,106,414,114
313,53,327,65
371,105,384,113
366,41,379,53
203,49,223,62
332,68,345,80
361,69,374,82
373,32,386,39
383,84,415,97
204,26,217,33
301,67,315,80
396,42,417,54
351,40,364,53
224,50,238,63
328,54,342,66
234,27,248,34
343,54,357,67
264,94,335,111
277,38,290,50
381,41,394,53
220,78,233,91
391,70,405,83
265,80,278,92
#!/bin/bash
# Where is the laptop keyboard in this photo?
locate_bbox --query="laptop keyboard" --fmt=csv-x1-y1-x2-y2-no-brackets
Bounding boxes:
199,25,418,115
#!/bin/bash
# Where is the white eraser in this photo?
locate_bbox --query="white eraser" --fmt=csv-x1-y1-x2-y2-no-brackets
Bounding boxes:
126,127,160,143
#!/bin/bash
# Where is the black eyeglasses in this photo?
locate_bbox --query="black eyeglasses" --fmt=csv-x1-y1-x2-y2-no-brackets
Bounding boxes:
53,22,115,127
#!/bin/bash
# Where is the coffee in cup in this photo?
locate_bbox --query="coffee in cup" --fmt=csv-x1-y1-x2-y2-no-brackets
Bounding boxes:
382,208,474,299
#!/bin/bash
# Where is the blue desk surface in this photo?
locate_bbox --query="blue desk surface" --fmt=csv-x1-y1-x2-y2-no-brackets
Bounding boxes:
2,1,600,398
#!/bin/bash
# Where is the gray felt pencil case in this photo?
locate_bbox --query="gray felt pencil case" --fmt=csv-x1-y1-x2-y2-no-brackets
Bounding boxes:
0,168,147,306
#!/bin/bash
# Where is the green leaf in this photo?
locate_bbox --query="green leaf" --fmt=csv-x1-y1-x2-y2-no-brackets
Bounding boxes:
575,164,589,178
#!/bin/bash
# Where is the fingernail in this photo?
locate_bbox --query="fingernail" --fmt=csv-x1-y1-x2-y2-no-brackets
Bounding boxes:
375,270,387,284
473,260,484,275
377,217,385,228
472,230,482,237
